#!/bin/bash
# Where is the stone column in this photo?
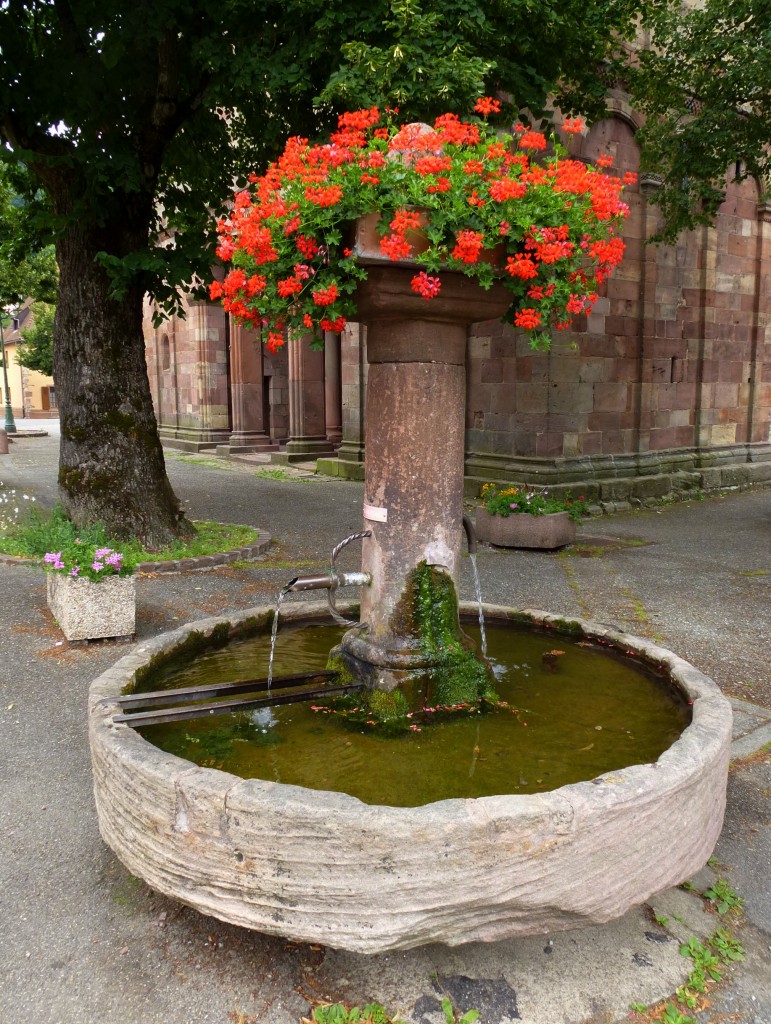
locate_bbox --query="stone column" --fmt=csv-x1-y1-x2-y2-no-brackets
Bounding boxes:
747,200,771,446
324,331,343,444
634,172,664,457
272,333,337,464
155,300,230,451
339,264,510,685
217,321,277,455
316,322,367,479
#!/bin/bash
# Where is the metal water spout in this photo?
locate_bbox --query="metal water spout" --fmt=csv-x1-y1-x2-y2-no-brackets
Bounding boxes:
283,530,373,627
462,514,478,555
284,569,371,593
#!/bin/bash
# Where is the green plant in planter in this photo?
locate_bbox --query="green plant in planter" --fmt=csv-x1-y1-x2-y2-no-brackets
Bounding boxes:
480,483,588,521
16,504,137,581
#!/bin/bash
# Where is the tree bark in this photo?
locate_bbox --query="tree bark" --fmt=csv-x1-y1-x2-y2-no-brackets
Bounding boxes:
53,201,193,549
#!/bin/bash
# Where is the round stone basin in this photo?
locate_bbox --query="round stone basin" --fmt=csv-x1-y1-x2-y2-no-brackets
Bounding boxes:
89,603,732,953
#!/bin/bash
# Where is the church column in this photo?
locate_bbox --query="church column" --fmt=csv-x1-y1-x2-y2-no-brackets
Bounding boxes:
317,322,367,479
324,331,343,444
747,198,771,448
217,320,277,455
272,332,337,464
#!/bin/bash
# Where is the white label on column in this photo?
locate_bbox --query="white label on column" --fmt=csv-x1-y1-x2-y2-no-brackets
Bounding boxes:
363,503,388,523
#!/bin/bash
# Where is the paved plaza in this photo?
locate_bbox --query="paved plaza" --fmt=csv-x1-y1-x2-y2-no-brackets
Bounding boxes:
1,431,769,1024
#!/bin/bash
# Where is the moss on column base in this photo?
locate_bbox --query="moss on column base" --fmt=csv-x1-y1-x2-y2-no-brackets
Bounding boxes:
325,562,495,725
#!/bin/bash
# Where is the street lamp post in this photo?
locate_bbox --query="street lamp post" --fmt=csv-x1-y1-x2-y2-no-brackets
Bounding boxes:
0,315,17,433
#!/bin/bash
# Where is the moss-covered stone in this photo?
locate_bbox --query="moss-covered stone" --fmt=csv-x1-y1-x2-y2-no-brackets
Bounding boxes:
367,688,410,721
549,618,585,637
326,651,358,687
130,624,234,693
394,561,496,706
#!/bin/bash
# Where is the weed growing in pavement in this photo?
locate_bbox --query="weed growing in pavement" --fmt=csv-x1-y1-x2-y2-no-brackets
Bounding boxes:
630,878,745,1024
255,468,294,480
308,1004,403,1024
441,998,479,1024
702,878,744,916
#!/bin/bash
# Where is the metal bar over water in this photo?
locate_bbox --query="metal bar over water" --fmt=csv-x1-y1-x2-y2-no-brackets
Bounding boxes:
111,671,337,710
113,682,362,728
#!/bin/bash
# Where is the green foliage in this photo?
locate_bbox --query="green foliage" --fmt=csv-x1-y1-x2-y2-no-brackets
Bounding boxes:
409,561,496,705
674,928,745,1011
254,468,295,481
16,301,55,377
480,483,589,520
0,501,260,566
320,0,642,126
440,998,479,1024
678,936,724,988
711,928,745,963
311,1003,403,1024
625,0,771,240
660,1006,696,1024
703,878,744,916
0,485,37,533
0,163,58,309
631,894,745,1023
367,688,411,722
7,504,137,580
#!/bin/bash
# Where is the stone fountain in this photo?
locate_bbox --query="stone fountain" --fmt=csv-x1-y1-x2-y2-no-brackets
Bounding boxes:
89,256,732,954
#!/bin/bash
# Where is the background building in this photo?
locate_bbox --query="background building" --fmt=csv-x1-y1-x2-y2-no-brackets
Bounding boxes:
2,304,57,419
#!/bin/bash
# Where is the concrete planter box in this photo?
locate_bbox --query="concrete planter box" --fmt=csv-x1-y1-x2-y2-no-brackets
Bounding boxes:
475,507,576,549
47,573,136,641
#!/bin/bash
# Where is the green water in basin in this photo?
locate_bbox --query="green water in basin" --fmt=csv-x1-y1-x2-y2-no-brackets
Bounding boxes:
136,621,690,807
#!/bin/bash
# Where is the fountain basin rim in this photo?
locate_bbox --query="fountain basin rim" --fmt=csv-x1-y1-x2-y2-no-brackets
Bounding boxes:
88,602,732,951
90,601,731,813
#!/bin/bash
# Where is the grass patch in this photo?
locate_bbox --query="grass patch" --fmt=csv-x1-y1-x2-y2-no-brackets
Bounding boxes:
136,521,260,561
165,451,233,470
0,503,260,562
559,536,651,558
254,467,295,481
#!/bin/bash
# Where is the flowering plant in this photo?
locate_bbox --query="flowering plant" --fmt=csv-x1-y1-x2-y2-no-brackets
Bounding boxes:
480,483,588,521
210,100,634,352
42,542,135,582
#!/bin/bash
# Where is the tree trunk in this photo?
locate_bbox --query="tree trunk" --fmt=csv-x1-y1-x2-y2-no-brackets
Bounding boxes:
54,209,193,549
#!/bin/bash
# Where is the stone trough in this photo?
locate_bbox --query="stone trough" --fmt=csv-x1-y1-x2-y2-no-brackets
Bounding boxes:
88,601,732,954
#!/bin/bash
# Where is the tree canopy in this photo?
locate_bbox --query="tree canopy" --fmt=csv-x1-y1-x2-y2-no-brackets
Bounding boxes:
0,163,57,308
0,0,650,544
0,0,645,315
16,302,55,378
628,0,771,240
